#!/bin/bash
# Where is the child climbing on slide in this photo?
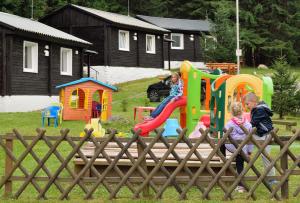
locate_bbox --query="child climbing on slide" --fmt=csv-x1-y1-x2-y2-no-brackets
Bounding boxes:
145,72,183,121
224,102,253,193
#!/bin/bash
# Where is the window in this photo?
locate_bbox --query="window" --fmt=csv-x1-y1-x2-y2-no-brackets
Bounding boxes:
23,41,38,73
171,33,184,49
60,48,72,76
69,88,86,109
119,30,130,51
146,34,156,54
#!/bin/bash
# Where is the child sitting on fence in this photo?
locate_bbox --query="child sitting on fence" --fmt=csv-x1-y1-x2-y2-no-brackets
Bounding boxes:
224,102,253,193
145,72,183,120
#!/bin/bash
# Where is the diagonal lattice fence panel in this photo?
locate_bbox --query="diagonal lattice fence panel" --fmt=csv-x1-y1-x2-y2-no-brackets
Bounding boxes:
0,127,299,200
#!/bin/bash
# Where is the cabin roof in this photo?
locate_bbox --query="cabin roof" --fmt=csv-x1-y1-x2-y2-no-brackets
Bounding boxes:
56,77,118,91
136,15,211,32
69,4,169,33
0,11,91,45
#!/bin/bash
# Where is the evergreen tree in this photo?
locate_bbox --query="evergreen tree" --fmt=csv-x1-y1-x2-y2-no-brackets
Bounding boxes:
271,57,298,119
203,1,236,62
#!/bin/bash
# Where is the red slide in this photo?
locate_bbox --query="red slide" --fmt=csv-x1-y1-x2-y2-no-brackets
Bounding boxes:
134,96,187,136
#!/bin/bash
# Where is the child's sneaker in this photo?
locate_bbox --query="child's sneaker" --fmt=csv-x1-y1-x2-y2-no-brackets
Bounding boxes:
268,180,279,186
235,185,246,193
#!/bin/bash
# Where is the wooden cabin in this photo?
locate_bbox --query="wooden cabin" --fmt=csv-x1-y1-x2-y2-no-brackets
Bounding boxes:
136,15,211,69
40,4,169,68
0,11,91,112
56,78,117,122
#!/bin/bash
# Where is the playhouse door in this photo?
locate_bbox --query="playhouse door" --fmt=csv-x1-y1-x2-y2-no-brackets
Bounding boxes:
101,91,108,121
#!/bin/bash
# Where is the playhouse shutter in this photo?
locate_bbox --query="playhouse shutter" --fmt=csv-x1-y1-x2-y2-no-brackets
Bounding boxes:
84,89,89,109
76,88,79,108
60,89,65,105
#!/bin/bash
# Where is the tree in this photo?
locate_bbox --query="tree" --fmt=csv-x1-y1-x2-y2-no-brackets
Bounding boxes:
203,1,236,62
271,57,298,119
240,0,300,66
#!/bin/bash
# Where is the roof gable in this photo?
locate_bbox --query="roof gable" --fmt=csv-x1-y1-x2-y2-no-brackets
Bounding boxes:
136,15,211,32
56,77,118,91
0,11,91,45
69,4,169,33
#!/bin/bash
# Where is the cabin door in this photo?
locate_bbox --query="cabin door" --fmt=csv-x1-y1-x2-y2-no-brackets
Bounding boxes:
101,91,109,121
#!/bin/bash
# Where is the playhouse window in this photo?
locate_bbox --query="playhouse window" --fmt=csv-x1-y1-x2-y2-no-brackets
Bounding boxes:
171,33,184,49
60,48,72,76
146,34,156,54
70,88,85,109
119,30,130,51
23,41,38,73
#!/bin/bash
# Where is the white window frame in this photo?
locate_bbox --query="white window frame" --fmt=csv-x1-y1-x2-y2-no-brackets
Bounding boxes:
171,33,184,50
146,34,156,54
118,30,130,51
23,41,38,73
60,47,73,76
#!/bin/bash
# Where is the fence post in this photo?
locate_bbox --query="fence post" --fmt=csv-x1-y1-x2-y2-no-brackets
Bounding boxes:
4,134,13,197
137,138,149,197
280,142,289,199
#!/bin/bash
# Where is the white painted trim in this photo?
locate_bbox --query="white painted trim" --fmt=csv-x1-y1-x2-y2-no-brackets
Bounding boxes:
84,66,171,85
60,47,73,76
118,30,130,51
146,34,156,54
171,33,184,50
164,61,205,70
23,41,38,73
0,96,59,112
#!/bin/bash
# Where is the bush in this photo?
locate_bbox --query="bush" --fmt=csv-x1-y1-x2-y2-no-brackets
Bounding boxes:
271,57,298,119
121,99,128,112
144,98,150,107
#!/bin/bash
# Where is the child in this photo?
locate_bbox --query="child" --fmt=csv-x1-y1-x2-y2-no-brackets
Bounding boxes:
145,72,183,120
244,92,277,185
224,102,253,193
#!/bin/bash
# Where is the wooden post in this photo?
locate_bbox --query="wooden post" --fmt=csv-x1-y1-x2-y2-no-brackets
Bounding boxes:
4,135,13,197
137,138,149,197
281,142,289,199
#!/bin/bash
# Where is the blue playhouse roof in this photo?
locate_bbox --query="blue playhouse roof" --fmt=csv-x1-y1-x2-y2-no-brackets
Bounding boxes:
56,77,118,91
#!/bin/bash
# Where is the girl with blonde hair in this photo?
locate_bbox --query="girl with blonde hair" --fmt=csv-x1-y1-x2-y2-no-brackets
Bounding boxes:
224,102,253,193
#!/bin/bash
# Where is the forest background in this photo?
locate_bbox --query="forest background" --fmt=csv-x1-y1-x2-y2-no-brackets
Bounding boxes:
1,0,299,66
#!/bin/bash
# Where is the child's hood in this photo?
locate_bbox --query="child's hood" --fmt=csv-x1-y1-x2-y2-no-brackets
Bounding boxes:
255,101,273,117
230,116,249,135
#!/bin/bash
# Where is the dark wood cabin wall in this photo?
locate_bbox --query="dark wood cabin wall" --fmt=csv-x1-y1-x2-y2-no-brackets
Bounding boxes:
163,32,203,62
41,7,104,28
50,44,82,95
41,7,105,66
10,37,48,95
138,32,163,68
109,27,138,67
41,6,167,68
0,29,3,96
72,26,105,66
10,36,82,95
194,34,203,61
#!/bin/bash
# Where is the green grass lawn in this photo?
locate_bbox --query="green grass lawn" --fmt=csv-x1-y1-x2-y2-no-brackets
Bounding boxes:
0,67,299,202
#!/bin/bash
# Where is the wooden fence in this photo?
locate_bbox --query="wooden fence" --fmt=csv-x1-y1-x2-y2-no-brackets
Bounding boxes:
0,127,300,200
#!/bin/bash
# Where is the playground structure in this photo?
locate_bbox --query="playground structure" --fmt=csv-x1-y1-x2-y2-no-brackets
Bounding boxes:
134,60,273,137
209,74,273,136
56,78,117,122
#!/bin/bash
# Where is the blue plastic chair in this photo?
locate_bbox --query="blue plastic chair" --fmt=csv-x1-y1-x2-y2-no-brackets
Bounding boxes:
41,106,61,127
162,118,181,137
